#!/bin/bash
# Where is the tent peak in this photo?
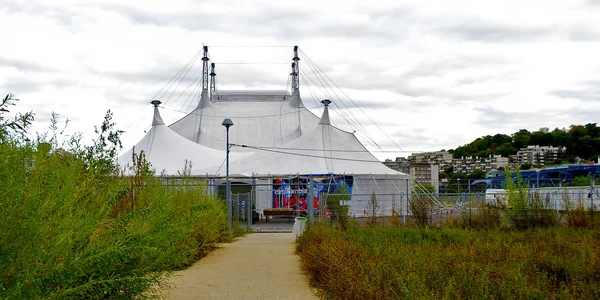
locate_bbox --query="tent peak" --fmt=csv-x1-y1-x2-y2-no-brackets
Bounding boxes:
319,99,331,125
151,100,165,126
289,88,303,107
196,90,210,108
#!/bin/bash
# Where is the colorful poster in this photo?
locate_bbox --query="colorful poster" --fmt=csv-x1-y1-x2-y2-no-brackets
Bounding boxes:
272,176,353,212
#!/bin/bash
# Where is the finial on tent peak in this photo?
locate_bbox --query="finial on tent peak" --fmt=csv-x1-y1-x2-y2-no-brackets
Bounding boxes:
321,99,331,106
150,100,161,107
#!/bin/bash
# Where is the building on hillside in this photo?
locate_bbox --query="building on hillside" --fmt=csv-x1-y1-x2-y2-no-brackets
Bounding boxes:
383,157,410,174
452,155,508,174
410,163,440,193
408,151,452,169
517,145,566,165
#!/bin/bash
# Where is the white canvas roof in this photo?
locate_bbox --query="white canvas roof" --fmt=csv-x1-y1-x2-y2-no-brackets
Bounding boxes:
118,105,249,175
203,103,408,178
168,90,320,151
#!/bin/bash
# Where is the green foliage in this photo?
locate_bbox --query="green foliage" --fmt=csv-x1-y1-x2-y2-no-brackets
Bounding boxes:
567,175,599,187
325,185,352,230
413,183,435,193
408,195,433,228
450,124,600,164
0,97,228,298
504,171,557,229
520,162,533,170
0,93,34,142
298,224,600,299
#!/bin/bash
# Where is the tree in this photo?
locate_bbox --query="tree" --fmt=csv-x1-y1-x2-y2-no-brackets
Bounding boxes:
414,183,435,194
512,129,531,150
530,130,553,146
551,127,568,146
469,169,486,179
520,163,532,170
495,142,516,157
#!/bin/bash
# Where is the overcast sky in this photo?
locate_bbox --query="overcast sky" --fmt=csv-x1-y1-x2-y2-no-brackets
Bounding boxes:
2,0,600,160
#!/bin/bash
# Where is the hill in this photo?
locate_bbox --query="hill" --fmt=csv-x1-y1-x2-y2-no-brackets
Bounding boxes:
449,124,600,163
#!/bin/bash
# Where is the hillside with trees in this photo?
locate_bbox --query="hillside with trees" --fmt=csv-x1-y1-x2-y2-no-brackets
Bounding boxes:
449,124,600,163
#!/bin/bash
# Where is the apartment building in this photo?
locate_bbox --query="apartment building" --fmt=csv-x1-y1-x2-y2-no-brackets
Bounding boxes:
408,151,452,169
410,163,440,193
383,157,410,174
452,155,509,174
517,145,566,165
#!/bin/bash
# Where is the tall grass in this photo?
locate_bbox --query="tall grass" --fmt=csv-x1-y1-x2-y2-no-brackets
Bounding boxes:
298,224,600,299
0,100,229,298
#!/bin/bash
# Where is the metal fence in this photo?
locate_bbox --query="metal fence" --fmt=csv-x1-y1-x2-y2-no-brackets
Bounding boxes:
157,175,598,227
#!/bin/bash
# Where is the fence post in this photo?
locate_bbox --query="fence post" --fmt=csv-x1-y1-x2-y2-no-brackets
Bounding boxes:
404,178,408,224
249,177,256,230
308,177,315,225
527,179,531,217
554,191,559,219
591,177,595,227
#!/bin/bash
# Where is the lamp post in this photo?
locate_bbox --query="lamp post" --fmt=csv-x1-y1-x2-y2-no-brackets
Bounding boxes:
222,118,234,242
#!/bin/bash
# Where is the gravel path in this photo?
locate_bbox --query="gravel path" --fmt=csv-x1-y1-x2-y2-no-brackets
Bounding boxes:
166,233,318,300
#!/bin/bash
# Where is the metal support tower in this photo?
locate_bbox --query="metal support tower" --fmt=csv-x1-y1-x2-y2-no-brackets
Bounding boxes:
291,45,300,92
201,45,209,91
210,62,216,102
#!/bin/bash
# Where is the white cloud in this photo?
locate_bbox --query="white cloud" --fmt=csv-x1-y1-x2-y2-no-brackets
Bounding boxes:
1,0,600,161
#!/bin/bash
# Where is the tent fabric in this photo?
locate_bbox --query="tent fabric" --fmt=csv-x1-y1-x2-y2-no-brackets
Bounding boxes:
168,90,320,151
203,105,408,178
118,107,249,175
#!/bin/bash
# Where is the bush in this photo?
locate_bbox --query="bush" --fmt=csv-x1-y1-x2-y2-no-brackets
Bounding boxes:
409,195,433,228
298,224,600,299
454,204,504,230
505,171,557,229
0,99,229,298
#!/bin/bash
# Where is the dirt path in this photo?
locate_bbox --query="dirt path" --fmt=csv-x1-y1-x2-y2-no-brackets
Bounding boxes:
165,233,318,300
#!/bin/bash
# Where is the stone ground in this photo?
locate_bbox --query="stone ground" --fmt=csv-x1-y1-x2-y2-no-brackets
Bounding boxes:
165,233,318,300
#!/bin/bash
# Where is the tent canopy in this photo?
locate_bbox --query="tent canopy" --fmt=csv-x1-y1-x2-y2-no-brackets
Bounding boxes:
168,90,320,151
202,103,408,178
118,105,249,175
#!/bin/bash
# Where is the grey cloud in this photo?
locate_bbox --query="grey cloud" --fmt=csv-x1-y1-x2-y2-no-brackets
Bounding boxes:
3,1,87,31
1,76,72,94
435,18,556,43
403,54,516,78
0,57,57,73
549,81,600,101
302,52,516,103
566,24,600,42
473,105,600,132
93,2,412,42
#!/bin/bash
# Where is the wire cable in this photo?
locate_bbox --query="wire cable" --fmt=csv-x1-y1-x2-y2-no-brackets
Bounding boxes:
232,144,402,163
300,49,404,152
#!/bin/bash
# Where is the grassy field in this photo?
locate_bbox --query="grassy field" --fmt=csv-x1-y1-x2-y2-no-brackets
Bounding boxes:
0,99,232,298
297,223,600,299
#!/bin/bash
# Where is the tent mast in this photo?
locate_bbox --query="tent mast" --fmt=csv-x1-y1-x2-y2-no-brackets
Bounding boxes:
290,45,303,134
210,62,216,102
201,45,209,91
291,46,300,92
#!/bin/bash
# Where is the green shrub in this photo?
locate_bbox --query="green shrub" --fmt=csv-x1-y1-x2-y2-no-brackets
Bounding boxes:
409,195,433,228
0,98,228,298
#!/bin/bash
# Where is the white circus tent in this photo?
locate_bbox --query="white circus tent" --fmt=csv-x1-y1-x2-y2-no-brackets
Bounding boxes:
120,45,412,217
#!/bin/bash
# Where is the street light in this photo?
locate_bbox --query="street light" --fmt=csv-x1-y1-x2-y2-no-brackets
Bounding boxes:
222,118,233,242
